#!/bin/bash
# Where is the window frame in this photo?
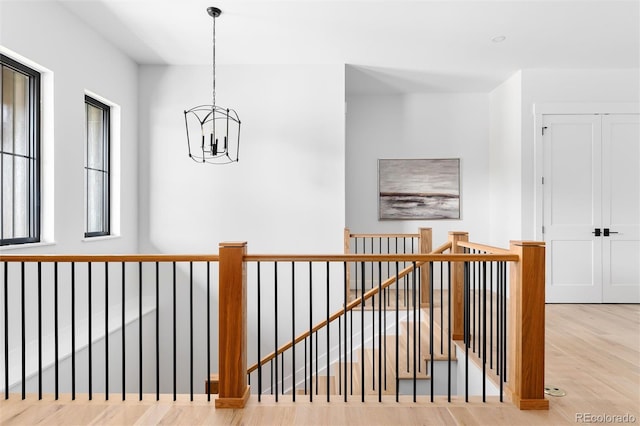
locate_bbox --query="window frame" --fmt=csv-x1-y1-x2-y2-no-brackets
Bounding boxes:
84,95,110,238
0,54,41,246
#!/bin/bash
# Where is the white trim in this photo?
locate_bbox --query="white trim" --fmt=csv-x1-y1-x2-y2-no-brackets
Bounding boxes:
81,235,121,243
0,241,57,251
533,103,639,115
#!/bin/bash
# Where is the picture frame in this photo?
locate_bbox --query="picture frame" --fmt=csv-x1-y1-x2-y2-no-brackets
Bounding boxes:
378,158,460,220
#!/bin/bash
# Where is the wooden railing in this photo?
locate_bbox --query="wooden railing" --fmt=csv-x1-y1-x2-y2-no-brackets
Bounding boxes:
1,230,548,410
220,230,547,410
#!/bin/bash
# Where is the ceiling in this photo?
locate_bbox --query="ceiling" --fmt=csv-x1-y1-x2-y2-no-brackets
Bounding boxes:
57,0,640,93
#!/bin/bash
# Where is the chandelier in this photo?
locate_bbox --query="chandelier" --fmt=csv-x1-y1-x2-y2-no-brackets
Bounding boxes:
184,7,241,164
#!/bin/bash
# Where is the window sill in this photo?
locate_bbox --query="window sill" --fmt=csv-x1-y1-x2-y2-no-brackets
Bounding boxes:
0,241,57,251
82,235,121,243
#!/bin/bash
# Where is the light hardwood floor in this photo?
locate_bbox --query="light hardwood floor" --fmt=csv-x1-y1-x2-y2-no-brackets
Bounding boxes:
1,304,638,425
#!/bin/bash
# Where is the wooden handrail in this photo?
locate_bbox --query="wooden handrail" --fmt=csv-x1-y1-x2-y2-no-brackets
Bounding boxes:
431,241,452,254
347,233,420,238
244,254,518,262
0,254,220,262
457,241,512,255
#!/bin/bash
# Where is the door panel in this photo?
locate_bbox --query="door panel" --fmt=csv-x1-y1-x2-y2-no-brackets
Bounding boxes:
544,115,602,303
602,114,640,303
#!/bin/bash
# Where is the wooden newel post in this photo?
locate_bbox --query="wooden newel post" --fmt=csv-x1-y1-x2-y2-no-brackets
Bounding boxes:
449,231,468,341
216,242,250,408
419,227,432,307
508,241,549,410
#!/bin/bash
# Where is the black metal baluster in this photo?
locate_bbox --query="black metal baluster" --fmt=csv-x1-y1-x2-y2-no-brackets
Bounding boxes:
497,260,502,402
88,262,93,400
360,262,365,402
386,238,391,308
122,262,125,401
292,262,295,402
472,252,476,353
21,262,25,400
257,262,262,401
395,262,400,403
440,262,443,354
476,255,480,355
105,262,109,401
403,238,407,307
429,262,434,402
371,244,375,391
496,262,502,380
464,259,470,402
490,261,493,370
37,262,42,400
326,261,330,403
71,262,76,400
138,262,142,401
383,261,387,391
412,262,417,402
378,261,382,402
207,262,211,401
502,262,507,400
274,262,278,402
54,262,59,400
190,262,194,401
343,261,348,402
350,283,353,396
482,261,487,402
406,258,410,373
354,238,358,300
418,264,421,374
447,262,452,402
338,316,342,397
155,262,159,401
3,262,8,400
308,262,313,402
172,262,176,401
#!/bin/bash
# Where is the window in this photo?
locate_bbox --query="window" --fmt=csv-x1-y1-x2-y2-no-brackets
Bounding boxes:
1,54,40,246
85,95,110,237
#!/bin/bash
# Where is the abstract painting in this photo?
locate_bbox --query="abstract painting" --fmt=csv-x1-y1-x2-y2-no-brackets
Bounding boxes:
378,158,460,220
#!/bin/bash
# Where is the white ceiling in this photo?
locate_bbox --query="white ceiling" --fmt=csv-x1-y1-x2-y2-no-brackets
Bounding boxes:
58,0,640,93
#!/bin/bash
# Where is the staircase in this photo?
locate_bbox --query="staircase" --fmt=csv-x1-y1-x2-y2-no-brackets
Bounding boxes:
279,300,458,398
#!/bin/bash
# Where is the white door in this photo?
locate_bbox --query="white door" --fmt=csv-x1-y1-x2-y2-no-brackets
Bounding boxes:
601,115,640,302
543,114,640,303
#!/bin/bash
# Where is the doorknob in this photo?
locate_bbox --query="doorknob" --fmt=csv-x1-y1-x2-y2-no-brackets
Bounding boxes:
592,228,601,236
603,228,618,237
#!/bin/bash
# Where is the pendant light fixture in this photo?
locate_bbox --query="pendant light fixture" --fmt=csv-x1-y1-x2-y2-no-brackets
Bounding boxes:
184,7,241,164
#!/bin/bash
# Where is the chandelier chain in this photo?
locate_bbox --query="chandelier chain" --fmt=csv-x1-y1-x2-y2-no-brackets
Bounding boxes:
212,10,216,108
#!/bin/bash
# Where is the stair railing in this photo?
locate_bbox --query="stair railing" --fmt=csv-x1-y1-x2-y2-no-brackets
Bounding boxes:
1,230,547,411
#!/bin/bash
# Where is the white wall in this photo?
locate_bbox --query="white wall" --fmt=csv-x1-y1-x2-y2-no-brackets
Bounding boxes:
138,64,345,254
0,0,139,254
1,0,139,392
488,72,522,247
138,63,346,387
346,93,491,246
519,69,640,239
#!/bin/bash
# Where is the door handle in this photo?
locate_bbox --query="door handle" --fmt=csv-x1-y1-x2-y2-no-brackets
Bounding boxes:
603,228,618,237
592,228,601,236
